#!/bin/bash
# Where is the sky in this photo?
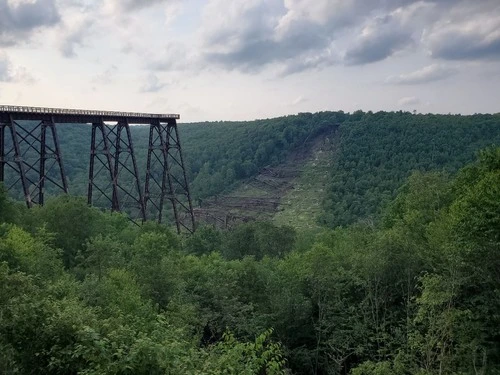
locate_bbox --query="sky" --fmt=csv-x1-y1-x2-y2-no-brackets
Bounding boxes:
0,0,499,122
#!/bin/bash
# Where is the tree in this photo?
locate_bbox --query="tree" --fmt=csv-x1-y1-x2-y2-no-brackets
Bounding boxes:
0,183,16,224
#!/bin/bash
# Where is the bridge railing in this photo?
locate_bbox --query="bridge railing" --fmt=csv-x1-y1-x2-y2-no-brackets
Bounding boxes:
0,105,180,119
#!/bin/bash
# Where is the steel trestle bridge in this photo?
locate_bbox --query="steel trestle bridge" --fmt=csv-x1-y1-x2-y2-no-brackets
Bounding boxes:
0,105,195,233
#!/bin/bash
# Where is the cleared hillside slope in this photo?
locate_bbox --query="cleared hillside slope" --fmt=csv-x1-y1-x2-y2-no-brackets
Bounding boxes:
193,127,337,229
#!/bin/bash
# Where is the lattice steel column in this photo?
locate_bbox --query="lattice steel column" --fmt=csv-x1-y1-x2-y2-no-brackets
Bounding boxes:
144,119,195,233
0,116,67,207
88,120,118,210
39,118,68,205
87,119,146,221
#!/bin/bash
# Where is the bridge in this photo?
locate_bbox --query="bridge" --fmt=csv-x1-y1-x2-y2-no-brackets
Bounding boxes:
0,105,195,233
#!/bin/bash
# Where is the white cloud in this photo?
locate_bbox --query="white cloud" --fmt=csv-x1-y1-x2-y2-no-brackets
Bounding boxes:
92,65,118,85
58,16,95,58
103,0,172,13
343,2,439,66
290,95,307,106
147,41,195,71
425,5,500,61
0,52,35,83
398,96,420,106
386,64,458,84
344,14,413,65
141,73,167,92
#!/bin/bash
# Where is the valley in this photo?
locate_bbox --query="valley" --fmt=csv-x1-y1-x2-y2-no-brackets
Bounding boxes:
2,110,500,374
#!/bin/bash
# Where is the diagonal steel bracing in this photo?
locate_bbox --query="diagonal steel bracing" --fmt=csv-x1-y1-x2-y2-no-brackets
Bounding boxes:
0,116,68,207
144,119,195,233
87,119,146,222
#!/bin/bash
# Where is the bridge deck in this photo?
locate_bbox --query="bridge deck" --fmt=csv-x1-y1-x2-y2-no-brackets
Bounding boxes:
0,105,180,124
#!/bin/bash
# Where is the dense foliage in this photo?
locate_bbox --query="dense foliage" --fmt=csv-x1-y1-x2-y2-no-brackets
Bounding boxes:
1,148,500,374
320,111,500,227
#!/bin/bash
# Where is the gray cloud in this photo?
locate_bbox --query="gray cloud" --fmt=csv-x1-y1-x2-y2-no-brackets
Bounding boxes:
205,34,325,73
289,95,308,106
342,1,443,66
195,0,422,74
6,0,492,81
0,54,12,81
92,65,118,85
398,96,420,106
200,1,295,71
59,20,93,58
0,53,34,83
147,41,192,71
106,0,172,12
277,48,340,76
424,1,500,61
186,0,500,74
428,23,500,61
141,73,167,92
386,64,458,84
0,0,60,45
344,18,413,65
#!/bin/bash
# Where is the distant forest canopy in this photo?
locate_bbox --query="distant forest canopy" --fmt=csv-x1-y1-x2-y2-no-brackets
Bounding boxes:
4,110,500,228
320,111,500,227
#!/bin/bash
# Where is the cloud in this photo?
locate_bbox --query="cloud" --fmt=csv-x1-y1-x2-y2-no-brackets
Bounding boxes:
427,14,500,61
0,55,11,82
193,0,422,74
141,73,167,92
0,52,35,83
184,0,500,74
343,1,439,66
290,95,307,106
0,0,60,45
134,0,499,76
199,0,300,71
419,0,500,62
147,41,194,71
276,46,340,76
92,65,118,85
59,17,95,58
54,1,180,60
104,0,171,13
344,16,413,65
386,64,458,84
398,96,420,106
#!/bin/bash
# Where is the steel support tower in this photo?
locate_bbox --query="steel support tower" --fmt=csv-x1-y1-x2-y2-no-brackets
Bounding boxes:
144,118,195,233
87,119,146,223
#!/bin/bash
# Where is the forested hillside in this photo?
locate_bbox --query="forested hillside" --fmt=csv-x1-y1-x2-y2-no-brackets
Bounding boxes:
319,111,500,227
52,111,500,229
1,148,500,374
